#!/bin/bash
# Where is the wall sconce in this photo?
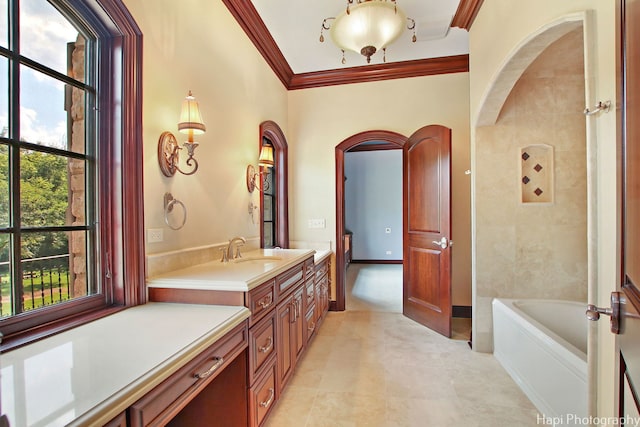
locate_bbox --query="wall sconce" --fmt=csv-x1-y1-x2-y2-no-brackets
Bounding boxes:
158,91,206,177
246,143,274,193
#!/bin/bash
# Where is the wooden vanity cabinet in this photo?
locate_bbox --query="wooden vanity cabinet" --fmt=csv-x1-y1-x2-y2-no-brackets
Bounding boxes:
128,322,248,427
103,412,127,427
147,255,320,427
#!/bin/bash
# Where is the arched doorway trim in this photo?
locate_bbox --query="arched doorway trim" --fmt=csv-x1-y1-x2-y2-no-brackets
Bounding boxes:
333,130,407,311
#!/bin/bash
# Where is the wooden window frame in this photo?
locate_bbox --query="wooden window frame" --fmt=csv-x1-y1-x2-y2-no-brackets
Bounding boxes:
0,0,144,351
259,121,289,249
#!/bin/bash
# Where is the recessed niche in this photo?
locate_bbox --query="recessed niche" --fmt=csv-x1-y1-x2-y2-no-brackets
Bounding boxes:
520,144,554,204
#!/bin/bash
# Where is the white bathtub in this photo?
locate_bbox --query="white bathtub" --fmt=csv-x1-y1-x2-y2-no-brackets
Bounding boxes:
492,298,588,421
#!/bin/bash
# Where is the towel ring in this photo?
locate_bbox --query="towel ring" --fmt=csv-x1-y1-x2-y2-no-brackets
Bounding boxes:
164,192,187,230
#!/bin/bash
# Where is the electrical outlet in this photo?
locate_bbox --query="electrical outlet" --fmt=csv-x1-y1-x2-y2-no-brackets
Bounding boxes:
385,227,391,233
386,251,392,255
308,219,326,229
147,228,164,243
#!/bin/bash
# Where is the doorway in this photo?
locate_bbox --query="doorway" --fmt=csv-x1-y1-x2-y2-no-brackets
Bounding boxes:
335,126,455,337
344,144,403,312
334,131,406,312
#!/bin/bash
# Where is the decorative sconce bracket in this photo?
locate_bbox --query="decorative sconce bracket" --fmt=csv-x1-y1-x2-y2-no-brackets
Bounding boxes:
158,131,199,177
246,164,271,193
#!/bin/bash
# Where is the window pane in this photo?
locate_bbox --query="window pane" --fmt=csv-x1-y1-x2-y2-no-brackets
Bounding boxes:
20,150,86,227
20,0,83,77
0,144,8,228
0,0,7,48
263,223,273,248
20,231,80,312
20,65,86,153
1,56,7,138
0,233,12,318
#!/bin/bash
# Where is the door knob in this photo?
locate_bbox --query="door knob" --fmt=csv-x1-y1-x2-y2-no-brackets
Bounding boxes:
431,237,450,249
586,291,621,334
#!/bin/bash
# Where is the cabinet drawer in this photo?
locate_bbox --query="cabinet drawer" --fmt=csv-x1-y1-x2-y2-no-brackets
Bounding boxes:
248,279,276,325
129,322,248,427
304,281,315,312
276,263,304,298
315,259,329,282
249,357,277,427
249,309,276,385
304,257,315,280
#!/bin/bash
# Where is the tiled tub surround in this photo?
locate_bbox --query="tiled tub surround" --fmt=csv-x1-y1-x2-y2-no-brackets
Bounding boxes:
1,303,250,426
475,28,588,351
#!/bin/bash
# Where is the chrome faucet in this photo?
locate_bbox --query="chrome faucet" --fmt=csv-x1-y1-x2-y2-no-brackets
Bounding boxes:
221,236,246,262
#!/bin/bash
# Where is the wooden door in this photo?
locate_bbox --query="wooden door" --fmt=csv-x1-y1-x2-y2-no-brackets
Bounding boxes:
403,125,452,337
618,0,640,418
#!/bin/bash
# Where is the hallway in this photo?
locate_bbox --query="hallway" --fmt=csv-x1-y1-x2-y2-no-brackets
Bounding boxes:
264,264,539,426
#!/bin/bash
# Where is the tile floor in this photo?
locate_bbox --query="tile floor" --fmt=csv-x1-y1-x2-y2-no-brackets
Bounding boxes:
264,264,540,427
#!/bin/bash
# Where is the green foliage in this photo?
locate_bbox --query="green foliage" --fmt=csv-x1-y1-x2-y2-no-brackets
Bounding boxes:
0,147,71,266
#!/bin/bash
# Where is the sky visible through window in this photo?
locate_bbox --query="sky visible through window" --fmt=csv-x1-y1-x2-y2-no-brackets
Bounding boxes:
0,0,80,149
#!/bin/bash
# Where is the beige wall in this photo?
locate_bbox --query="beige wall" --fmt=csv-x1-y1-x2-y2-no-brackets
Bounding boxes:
123,0,288,264
470,0,618,419
475,28,588,350
287,73,472,306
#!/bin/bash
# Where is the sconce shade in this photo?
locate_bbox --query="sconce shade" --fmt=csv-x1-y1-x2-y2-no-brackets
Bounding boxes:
330,1,406,63
258,145,275,168
178,91,206,135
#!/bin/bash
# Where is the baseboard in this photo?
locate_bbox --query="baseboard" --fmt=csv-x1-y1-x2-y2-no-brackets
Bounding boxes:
351,259,403,265
453,305,472,318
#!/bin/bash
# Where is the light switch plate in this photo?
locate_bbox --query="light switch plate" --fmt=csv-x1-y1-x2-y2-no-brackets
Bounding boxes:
308,219,326,229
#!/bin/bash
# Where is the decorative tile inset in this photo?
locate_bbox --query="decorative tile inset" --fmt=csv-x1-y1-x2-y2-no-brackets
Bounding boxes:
520,144,554,204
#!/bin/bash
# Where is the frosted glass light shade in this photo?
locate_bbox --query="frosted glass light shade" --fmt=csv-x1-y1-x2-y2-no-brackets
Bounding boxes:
330,1,406,61
258,145,274,168
178,91,206,135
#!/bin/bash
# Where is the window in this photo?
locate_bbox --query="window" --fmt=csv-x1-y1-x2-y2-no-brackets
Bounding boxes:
261,138,276,248
259,121,289,249
0,0,144,349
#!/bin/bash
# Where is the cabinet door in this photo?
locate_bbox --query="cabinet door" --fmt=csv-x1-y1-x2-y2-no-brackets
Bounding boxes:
276,294,294,392
293,287,305,363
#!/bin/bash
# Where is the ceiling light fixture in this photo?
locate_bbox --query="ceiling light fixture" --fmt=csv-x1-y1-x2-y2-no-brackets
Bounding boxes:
320,0,416,64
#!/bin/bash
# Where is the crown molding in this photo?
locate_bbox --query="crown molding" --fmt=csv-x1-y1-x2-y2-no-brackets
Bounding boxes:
221,0,294,87
451,0,485,30
288,55,469,90
222,0,473,90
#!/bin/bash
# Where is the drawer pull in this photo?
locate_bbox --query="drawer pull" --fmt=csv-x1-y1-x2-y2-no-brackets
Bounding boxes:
258,294,273,309
194,357,224,379
259,388,275,408
259,337,273,353
308,321,316,335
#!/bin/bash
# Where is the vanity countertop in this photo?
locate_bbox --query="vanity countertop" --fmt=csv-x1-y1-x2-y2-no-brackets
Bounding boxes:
1,303,250,427
147,248,315,292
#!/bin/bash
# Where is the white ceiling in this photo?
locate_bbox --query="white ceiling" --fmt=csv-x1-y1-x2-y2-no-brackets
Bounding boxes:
250,0,469,74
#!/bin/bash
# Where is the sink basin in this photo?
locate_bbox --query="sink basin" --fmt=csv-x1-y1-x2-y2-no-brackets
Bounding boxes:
232,256,283,264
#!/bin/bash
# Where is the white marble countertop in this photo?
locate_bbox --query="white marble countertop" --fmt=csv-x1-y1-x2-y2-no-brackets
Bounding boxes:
147,248,315,292
314,249,331,264
1,303,250,427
